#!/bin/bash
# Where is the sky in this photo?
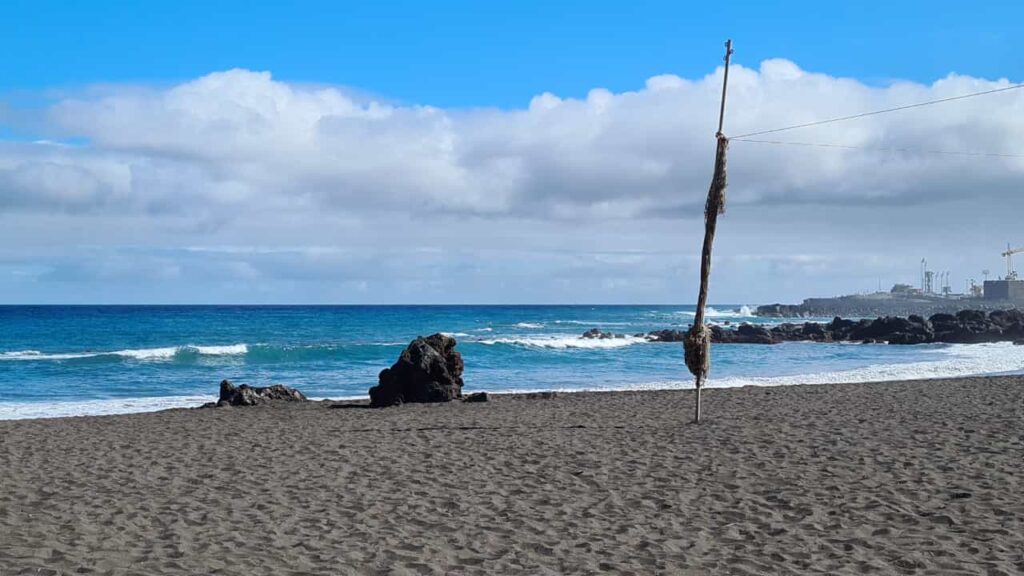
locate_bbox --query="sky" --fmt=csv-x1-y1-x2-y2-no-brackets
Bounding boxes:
1,0,1022,304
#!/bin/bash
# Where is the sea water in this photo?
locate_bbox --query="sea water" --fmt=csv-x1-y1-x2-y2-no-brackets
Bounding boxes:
2,305,1022,420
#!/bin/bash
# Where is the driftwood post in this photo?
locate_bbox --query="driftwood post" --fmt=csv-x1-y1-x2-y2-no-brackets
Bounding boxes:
684,39,733,424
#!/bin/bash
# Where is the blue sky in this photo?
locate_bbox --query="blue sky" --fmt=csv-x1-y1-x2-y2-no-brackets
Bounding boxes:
1,1,1022,303
4,1,1019,107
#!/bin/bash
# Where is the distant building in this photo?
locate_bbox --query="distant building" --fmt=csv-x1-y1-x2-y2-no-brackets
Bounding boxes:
890,283,916,294
983,280,1024,301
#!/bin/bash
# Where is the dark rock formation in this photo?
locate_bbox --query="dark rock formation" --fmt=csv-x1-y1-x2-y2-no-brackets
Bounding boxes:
929,308,1024,343
727,309,1021,345
369,334,465,407
584,308,1024,348
644,329,686,342
462,392,489,403
211,379,307,407
522,391,558,400
740,323,777,343
711,323,774,344
756,303,810,317
581,328,626,339
846,315,934,345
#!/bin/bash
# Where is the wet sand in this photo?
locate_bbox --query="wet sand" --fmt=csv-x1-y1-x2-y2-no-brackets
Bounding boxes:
1,376,1022,575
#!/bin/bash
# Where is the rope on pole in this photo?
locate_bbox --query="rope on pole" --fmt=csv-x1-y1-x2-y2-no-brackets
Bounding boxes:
684,39,732,424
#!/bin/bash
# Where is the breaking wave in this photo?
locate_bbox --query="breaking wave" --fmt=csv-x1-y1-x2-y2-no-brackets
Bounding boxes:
0,395,217,420
0,341,425,365
479,335,646,349
600,342,1024,391
676,306,755,318
708,342,1024,388
552,320,632,326
0,344,249,362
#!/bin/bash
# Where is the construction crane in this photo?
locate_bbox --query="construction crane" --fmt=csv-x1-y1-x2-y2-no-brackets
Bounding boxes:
1002,243,1024,280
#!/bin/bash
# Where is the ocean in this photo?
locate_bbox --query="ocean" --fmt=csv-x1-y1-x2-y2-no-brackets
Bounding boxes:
2,305,1023,420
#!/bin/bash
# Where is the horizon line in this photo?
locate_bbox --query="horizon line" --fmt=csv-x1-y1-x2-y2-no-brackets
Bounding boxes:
0,302,749,307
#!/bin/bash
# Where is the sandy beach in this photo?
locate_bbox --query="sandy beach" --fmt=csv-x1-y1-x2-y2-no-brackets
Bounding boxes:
1,376,1022,575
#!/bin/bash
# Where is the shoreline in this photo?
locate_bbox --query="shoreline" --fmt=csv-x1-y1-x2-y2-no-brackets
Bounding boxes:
4,351,1024,421
2,375,1021,574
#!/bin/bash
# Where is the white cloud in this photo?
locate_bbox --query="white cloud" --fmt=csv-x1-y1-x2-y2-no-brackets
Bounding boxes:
0,61,1022,303
7,63,1023,219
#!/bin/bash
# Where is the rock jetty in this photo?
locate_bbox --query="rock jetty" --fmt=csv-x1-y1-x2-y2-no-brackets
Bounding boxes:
584,309,1024,346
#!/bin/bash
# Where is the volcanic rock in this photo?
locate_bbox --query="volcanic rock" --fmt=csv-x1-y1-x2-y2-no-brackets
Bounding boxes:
369,334,465,407
644,329,687,342
734,323,774,344
462,392,489,403
213,379,307,407
582,328,626,339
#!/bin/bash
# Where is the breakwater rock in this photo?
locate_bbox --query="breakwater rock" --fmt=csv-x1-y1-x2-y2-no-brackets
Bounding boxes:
581,328,628,340
730,309,1024,345
741,307,1019,342
586,309,1024,345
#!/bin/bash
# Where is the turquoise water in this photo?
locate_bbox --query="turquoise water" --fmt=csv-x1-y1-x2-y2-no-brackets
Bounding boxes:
3,305,1023,419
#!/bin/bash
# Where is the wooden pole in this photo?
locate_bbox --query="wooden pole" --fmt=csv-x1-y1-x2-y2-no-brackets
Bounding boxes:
694,386,702,423
693,39,733,333
717,39,733,135
688,39,733,424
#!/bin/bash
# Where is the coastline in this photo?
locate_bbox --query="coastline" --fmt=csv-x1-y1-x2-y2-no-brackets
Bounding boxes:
8,305,1024,422
2,376,1022,574
5,338,1024,421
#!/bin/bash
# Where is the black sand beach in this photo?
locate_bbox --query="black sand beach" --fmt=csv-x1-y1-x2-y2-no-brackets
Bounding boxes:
1,377,1022,575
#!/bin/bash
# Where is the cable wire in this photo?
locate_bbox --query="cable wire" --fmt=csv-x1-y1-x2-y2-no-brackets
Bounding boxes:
731,83,1024,139
732,138,1024,159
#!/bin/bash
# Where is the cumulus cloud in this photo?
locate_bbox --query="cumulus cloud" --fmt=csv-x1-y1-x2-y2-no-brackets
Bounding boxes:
14,61,1020,219
0,60,1022,303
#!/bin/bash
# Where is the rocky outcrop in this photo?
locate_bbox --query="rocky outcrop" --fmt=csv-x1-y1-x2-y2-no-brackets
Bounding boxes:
462,392,489,403
755,304,810,318
210,379,307,407
525,391,558,400
845,315,934,345
581,328,627,340
583,309,1024,347
644,329,686,342
722,323,775,344
930,309,1024,343
765,310,1020,345
764,310,1023,345
369,334,465,407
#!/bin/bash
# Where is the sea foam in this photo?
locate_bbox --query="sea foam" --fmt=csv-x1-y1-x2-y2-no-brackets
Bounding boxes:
0,395,217,420
0,344,249,362
614,342,1024,391
479,335,646,349
675,306,755,318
